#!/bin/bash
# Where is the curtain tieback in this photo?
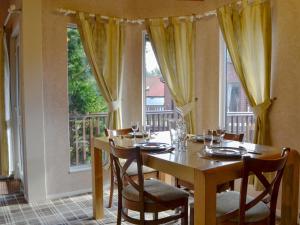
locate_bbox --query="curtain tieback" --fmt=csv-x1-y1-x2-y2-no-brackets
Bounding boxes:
176,101,195,117
107,100,120,112
253,99,272,117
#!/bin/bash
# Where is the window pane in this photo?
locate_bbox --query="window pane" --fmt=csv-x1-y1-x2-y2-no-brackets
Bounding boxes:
224,49,255,142
67,26,108,168
143,36,176,131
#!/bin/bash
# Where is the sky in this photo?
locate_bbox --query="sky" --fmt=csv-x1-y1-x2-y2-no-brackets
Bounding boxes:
145,41,160,73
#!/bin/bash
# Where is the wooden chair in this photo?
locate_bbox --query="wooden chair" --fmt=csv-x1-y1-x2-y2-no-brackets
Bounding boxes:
175,132,245,192
224,133,244,142
109,139,189,225
105,128,159,208
190,148,290,225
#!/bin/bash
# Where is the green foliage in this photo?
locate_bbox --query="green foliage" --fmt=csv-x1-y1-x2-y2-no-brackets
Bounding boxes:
67,27,107,115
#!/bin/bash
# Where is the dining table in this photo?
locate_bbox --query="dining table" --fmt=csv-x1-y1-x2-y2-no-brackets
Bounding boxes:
91,131,299,225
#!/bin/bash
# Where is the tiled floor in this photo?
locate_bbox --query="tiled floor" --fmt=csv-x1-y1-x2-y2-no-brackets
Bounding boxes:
0,191,182,225
0,191,281,225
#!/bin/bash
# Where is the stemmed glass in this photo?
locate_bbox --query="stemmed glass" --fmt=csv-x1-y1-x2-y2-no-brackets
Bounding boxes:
131,121,139,140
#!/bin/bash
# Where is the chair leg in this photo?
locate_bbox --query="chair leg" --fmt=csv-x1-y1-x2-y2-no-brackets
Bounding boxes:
181,200,188,225
117,189,122,225
108,164,114,208
153,212,158,220
175,177,180,188
190,203,194,225
229,180,235,191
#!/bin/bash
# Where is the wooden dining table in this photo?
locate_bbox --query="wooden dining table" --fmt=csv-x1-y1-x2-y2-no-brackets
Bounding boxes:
91,131,299,225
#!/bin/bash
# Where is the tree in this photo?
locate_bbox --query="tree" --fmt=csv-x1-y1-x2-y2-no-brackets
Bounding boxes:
67,27,107,115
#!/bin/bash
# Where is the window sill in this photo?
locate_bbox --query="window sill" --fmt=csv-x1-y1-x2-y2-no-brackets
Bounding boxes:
69,165,91,173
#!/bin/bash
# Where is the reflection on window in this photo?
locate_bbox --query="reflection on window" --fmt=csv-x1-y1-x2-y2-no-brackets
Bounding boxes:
143,35,176,131
224,49,255,142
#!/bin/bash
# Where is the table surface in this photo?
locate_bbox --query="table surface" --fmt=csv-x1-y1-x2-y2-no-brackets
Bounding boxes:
105,131,280,170
92,131,299,225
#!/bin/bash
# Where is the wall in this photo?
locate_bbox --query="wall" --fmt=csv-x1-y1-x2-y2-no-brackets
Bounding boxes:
270,0,300,150
21,0,47,201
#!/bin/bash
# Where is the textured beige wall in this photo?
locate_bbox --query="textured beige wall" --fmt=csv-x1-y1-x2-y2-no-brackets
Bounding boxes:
195,16,220,133
21,0,47,201
269,0,300,212
269,0,300,150
121,24,144,127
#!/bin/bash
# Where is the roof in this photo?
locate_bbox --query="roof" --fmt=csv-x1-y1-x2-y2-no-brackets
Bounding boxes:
146,76,164,97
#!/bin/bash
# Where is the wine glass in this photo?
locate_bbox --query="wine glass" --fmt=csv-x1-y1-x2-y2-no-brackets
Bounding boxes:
131,121,139,138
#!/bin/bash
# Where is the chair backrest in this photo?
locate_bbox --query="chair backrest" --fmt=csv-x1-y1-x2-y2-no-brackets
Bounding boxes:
223,132,244,142
109,139,145,211
109,139,172,216
218,148,290,225
105,128,133,137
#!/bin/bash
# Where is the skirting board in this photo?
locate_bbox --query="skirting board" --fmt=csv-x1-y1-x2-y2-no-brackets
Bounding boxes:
47,188,92,200
46,183,110,200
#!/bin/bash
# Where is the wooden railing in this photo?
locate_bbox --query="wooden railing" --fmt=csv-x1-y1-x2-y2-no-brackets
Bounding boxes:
69,113,108,167
225,112,255,142
69,111,255,167
146,110,179,132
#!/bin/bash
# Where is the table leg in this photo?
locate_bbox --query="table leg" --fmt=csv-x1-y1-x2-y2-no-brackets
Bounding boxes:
194,170,217,225
91,140,104,219
281,150,299,225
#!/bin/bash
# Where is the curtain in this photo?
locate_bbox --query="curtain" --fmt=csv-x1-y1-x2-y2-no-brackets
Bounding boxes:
146,17,196,134
77,13,125,129
0,29,9,176
217,0,272,145
217,0,272,190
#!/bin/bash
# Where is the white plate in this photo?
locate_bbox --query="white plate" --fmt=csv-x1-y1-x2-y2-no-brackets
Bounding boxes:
203,146,246,159
128,132,148,138
135,142,171,151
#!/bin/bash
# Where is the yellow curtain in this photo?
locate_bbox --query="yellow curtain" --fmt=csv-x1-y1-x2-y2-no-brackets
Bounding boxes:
0,29,9,176
217,0,272,189
146,17,196,133
77,13,125,129
217,0,272,145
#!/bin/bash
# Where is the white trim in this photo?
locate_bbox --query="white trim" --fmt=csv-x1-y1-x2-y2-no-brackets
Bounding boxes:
218,30,226,128
141,31,147,125
47,188,92,200
69,165,91,173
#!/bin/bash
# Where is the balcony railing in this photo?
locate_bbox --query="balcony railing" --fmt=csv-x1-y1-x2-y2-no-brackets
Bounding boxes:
225,112,255,142
69,111,255,168
69,113,108,167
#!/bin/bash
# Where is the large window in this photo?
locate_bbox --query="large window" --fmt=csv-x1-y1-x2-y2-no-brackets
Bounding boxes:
67,26,107,169
222,45,255,142
143,35,175,131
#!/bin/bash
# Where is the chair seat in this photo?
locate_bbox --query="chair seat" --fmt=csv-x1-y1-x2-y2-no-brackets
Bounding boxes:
120,161,157,176
217,191,270,223
123,179,189,203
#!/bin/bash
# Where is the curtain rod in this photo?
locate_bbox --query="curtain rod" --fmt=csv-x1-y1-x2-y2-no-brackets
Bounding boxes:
4,5,21,28
55,8,216,24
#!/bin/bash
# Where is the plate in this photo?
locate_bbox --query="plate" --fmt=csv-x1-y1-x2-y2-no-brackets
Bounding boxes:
134,142,171,151
203,146,247,159
190,135,220,143
127,132,148,138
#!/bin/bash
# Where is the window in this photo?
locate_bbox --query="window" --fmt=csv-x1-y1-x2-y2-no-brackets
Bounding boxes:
222,44,255,142
142,35,175,131
67,26,107,169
